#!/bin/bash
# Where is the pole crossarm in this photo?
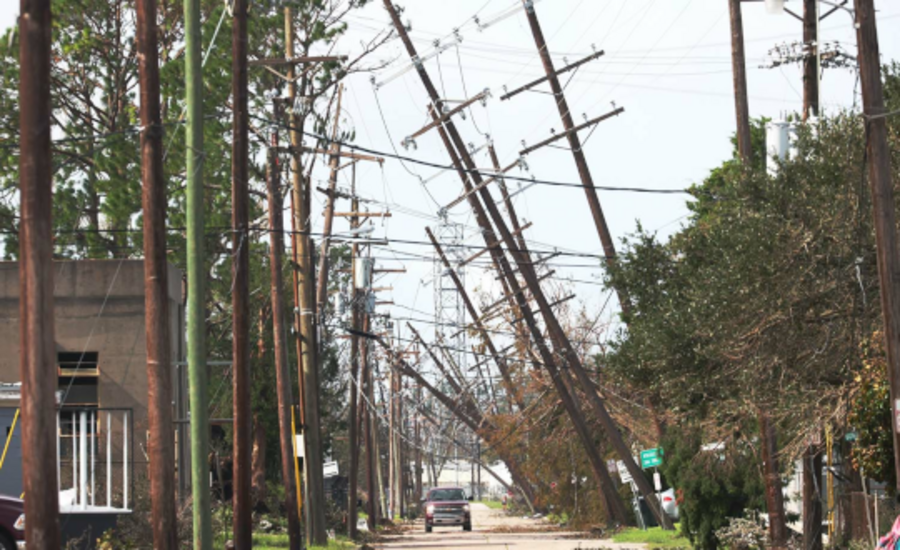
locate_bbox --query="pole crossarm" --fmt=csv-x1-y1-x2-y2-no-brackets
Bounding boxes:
406,89,491,145
500,49,605,101
520,107,625,157
250,55,348,66
333,212,392,218
443,157,523,212
301,146,385,164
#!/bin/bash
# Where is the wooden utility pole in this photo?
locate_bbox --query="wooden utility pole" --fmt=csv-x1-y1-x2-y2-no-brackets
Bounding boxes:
760,411,788,549
427,108,622,522
426,228,521,412
729,0,753,163
518,1,626,311
361,304,379,529
266,114,302,550
853,0,900,494
347,165,361,539
384,0,664,522
137,0,177,546
802,0,819,120
802,439,823,550
231,0,252,545
314,84,344,317
184,0,211,543
18,0,61,546
283,8,327,544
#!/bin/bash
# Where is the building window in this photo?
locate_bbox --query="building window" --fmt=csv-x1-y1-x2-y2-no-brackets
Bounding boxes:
58,352,99,408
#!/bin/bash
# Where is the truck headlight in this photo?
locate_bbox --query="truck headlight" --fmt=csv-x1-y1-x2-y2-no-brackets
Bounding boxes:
463,504,470,512
13,514,24,531
426,505,435,514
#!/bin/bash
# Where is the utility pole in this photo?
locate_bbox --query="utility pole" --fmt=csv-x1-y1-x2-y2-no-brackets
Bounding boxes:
517,1,627,313
426,108,622,522
803,0,819,120
361,311,378,530
760,411,788,549
729,0,753,163
315,84,343,316
347,165,361,539
137,0,177,546
231,0,252,546
18,0,61,546
384,0,667,524
853,0,900,494
185,0,211,543
284,9,327,543
266,108,302,550
282,9,326,544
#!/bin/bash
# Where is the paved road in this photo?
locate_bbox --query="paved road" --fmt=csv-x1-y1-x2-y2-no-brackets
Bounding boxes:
371,503,644,550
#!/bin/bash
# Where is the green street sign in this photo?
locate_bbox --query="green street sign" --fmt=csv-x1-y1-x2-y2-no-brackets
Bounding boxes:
640,447,663,469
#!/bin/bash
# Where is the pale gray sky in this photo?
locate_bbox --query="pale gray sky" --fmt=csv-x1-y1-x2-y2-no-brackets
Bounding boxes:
2,1,899,352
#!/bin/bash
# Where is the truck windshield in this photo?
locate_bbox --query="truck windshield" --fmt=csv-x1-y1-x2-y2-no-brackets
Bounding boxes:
429,489,466,501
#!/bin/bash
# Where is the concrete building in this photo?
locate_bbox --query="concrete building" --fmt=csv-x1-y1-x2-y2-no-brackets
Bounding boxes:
0,260,187,492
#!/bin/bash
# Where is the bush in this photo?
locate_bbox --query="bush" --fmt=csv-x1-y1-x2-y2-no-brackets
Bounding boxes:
660,427,765,550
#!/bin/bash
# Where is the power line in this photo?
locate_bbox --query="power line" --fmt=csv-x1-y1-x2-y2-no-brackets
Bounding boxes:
250,112,695,196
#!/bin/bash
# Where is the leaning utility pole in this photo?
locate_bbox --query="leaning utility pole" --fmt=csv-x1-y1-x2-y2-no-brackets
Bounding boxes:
185,0,211,542
266,123,302,550
137,0,177,546
517,1,627,312
231,0,252,545
853,0,900,494
802,0,819,120
18,0,61,546
729,0,753,163
384,0,666,525
427,109,622,522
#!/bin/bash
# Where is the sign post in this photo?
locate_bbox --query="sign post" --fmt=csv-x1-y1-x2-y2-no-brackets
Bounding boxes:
640,447,664,469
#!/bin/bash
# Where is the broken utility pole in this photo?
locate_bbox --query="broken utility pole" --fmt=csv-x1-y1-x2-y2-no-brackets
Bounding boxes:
729,0,753,163
18,0,61,545
137,0,177,545
231,0,252,545
266,109,302,550
853,0,900,494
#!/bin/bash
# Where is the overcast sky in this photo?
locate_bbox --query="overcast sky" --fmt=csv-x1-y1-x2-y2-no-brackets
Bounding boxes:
2,1,899,359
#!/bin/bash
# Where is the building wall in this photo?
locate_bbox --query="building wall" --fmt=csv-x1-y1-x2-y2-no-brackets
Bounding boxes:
0,260,185,464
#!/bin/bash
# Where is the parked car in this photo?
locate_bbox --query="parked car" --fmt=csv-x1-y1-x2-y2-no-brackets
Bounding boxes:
659,488,679,521
0,496,25,549
422,487,472,533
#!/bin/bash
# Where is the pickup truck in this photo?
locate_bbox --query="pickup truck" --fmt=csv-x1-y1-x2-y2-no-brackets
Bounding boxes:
422,487,472,533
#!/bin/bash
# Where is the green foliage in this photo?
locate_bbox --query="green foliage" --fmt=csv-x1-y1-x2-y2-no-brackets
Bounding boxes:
849,332,895,492
659,427,764,550
612,525,691,549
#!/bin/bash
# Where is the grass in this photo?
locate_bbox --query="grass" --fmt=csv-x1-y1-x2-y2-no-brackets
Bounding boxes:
481,500,505,510
612,525,690,549
249,533,356,549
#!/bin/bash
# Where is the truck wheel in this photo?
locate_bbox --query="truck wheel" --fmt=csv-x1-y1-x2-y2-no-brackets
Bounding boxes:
425,524,432,533
463,522,472,532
